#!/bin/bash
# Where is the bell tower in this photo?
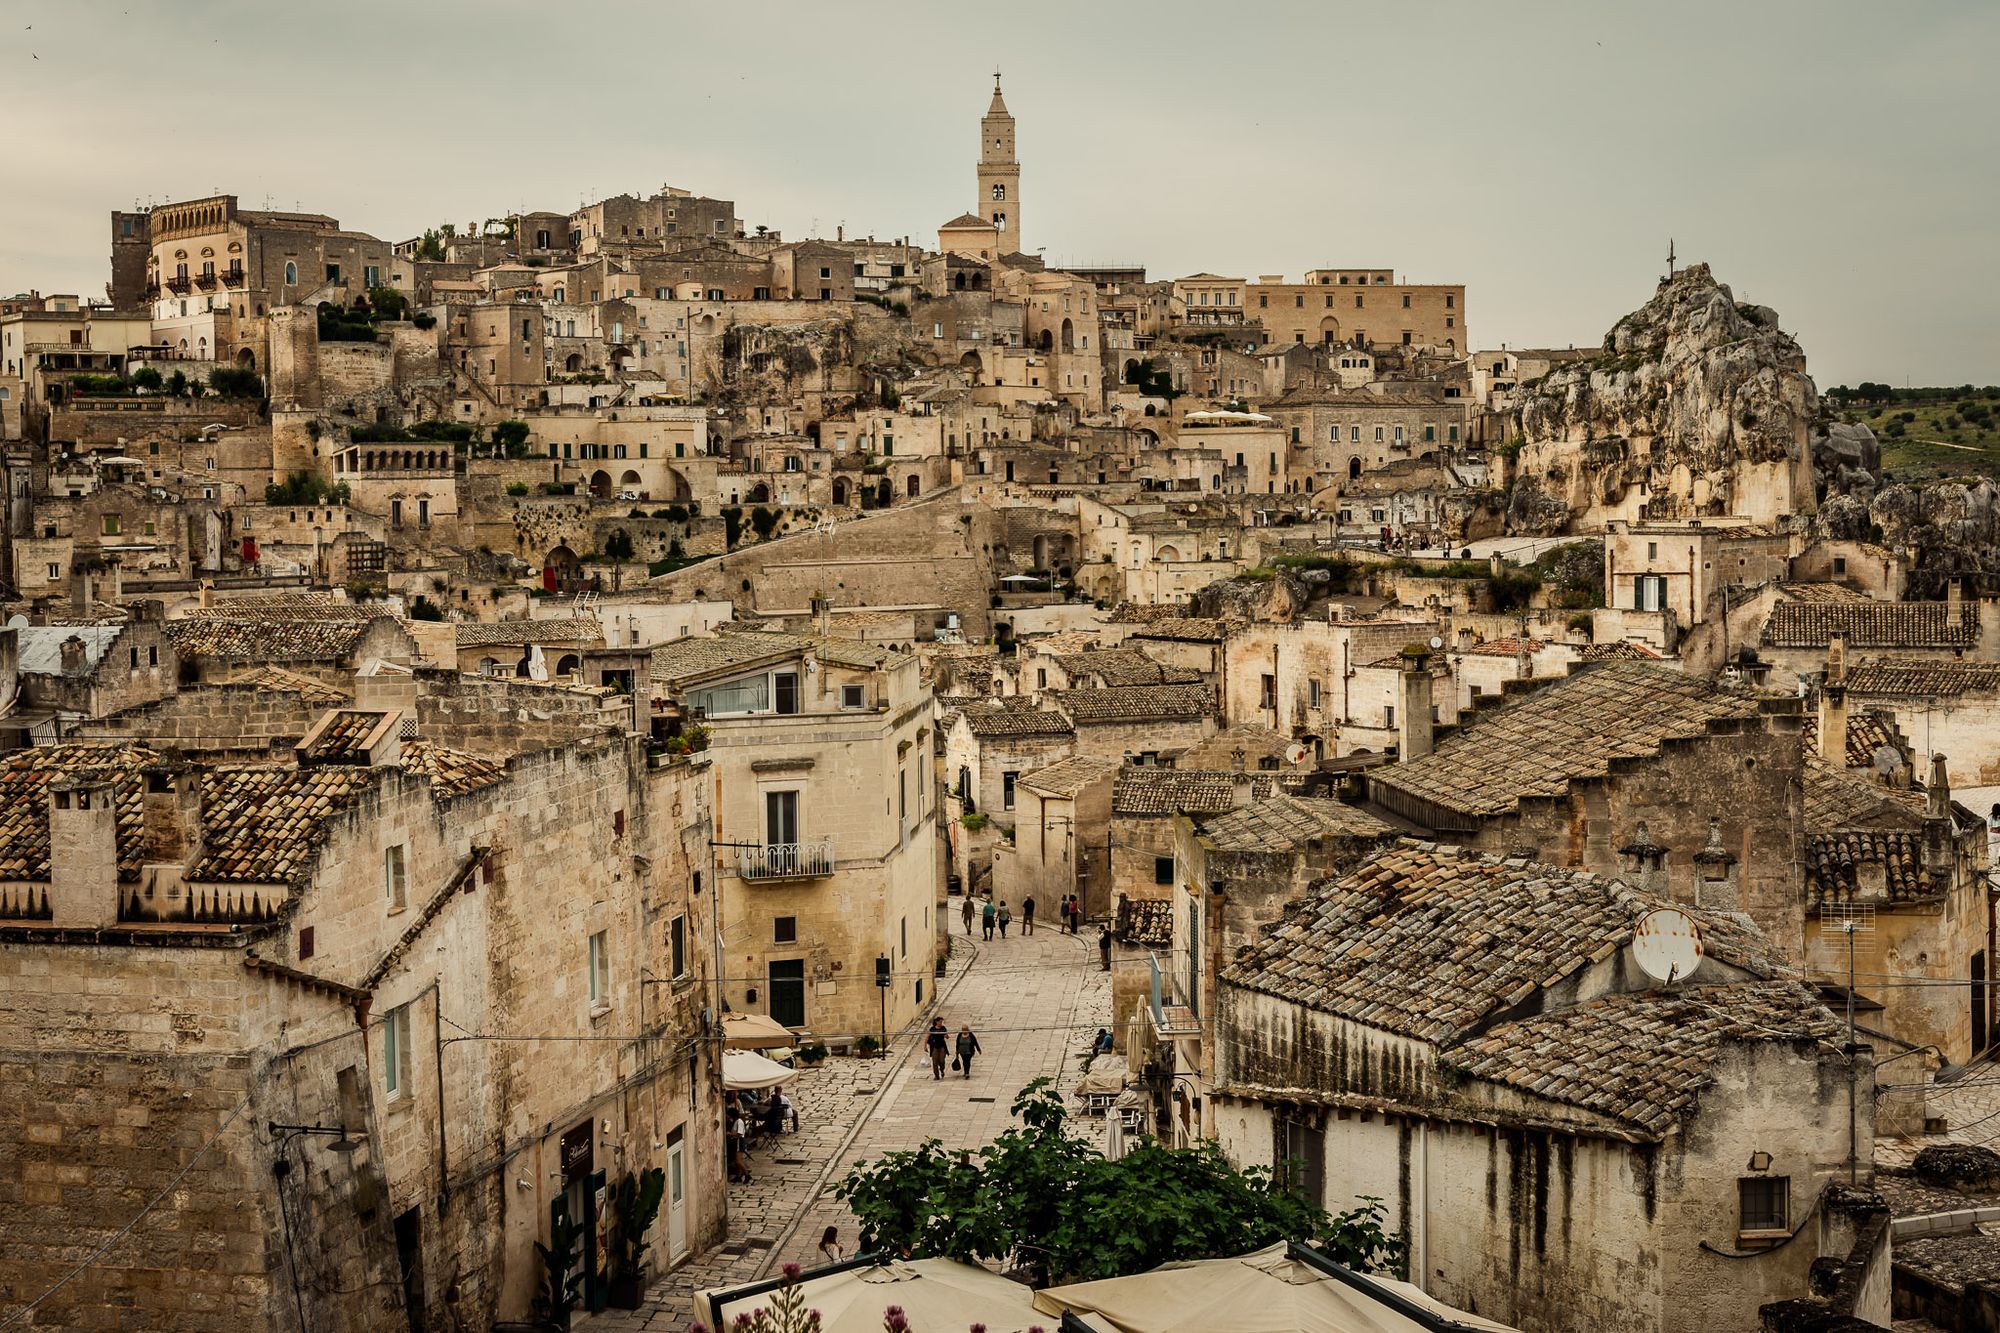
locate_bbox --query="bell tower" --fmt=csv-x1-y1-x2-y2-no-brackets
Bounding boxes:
977,72,1021,257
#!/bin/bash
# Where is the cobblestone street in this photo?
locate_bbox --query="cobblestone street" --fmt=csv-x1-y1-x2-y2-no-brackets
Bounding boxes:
580,915,1113,1331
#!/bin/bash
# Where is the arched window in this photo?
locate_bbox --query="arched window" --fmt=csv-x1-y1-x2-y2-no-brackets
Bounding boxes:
284,261,297,285
992,183,1006,201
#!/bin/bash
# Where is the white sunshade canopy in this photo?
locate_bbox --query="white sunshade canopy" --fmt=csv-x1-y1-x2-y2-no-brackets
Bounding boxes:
721,1049,799,1091
703,1258,1046,1333
720,1011,797,1049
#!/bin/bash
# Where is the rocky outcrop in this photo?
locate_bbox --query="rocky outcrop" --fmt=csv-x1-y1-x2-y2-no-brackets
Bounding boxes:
1508,263,1816,533
1812,422,1883,503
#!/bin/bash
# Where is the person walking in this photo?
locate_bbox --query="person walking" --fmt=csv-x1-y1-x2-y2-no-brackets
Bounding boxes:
1067,895,1081,934
1022,894,1036,935
981,896,996,940
926,1018,949,1080
955,1024,982,1079
1098,924,1113,972
997,901,1011,938
961,893,975,936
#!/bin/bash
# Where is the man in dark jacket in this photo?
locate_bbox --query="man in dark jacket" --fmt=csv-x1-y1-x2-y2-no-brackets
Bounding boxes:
955,1024,982,1079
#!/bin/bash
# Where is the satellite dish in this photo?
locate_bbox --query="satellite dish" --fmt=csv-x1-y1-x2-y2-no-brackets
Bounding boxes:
1632,907,1704,985
1284,742,1310,764
1427,635,1443,651
1872,746,1901,777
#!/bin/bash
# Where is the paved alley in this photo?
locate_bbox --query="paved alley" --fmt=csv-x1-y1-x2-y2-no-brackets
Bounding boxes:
583,913,1114,1330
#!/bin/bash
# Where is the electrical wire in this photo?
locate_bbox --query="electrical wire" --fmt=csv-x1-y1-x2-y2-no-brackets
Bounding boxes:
0,1095,253,1330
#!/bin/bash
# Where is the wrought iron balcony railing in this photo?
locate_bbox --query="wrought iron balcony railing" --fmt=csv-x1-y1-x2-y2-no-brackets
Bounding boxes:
738,839,834,882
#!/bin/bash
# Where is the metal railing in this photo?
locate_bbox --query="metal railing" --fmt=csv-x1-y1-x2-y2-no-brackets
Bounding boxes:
738,839,835,881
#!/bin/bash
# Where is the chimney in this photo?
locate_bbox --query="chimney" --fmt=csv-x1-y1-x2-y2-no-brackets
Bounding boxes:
1515,637,1533,682
59,634,88,675
1925,753,1955,889
1948,576,1965,620
141,766,201,864
1618,820,1668,897
1691,817,1740,911
1819,632,1849,764
1397,645,1434,761
1926,752,1953,822
49,778,122,928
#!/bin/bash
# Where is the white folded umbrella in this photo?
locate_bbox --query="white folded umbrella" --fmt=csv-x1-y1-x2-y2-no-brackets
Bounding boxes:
722,1049,799,1091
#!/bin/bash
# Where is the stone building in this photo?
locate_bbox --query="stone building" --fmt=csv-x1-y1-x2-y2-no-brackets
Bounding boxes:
1211,841,1880,1333
649,628,937,1041
941,695,1075,896
1245,271,1466,354
0,708,724,1331
1841,657,2000,787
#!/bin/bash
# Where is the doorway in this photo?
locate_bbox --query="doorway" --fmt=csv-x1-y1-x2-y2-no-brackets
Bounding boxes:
665,1127,688,1262
393,1207,426,1332
559,1122,609,1314
1975,951,1989,1054
768,959,806,1028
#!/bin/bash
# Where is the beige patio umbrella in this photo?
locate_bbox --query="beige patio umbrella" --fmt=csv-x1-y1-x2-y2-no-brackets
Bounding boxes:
1032,1243,1518,1333
702,1257,1047,1333
720,1010,798,1049
721,1050,798,1091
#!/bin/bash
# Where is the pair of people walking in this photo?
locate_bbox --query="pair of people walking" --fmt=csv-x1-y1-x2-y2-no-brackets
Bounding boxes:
927,1018,982,1079
978,896,1012,939
1059,893,1082,934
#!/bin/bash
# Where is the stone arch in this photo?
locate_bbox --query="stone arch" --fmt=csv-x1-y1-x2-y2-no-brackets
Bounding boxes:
620,469,642,489
906,474,921,498
1349,457,1362,480
564,353,583,373
1319,316,1342,344
589,469,613,498
959,350,983,384
478,656,498,676
954,272,967,291
1059,319,1074,353
698,314,716,335
832,477,848,506
236,347,255,370
748,482,769,503
555,654,581,676
1037,328,1053,353
1155,544,1181,563
544,544,581,592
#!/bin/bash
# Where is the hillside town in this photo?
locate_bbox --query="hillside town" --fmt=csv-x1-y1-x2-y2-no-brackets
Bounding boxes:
4,67,2000,1333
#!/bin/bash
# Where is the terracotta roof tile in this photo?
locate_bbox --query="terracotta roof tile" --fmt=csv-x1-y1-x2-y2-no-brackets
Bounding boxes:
1845,658,2000,698
1115,893,1174,946
0,744,157,881
188,767,372,883
946,697,1074,739
1369,663,1772,819
1114,769,1274,816
217,666,351,706
1050,683,1214,723
164,617,377,662
456,617,605,648
1198,794,1394,852
1764,602,1978,650
1020,755,1120,797
398,741,507,798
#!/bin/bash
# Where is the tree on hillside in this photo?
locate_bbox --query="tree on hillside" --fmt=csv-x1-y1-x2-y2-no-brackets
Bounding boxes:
832,1080,1404,1287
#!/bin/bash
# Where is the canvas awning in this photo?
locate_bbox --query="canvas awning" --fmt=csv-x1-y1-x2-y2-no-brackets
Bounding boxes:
721,1050,798,1091
1076,1056,1129,1096
1033,1243,1520,1333
703,1257,1046,1333
720,1011,797,1049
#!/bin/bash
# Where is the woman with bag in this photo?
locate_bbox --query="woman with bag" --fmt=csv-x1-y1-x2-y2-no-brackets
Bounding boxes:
954,1024,982,1079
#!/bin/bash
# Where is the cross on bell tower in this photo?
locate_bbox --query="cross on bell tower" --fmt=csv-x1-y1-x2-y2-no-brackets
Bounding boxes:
977,72,1022,256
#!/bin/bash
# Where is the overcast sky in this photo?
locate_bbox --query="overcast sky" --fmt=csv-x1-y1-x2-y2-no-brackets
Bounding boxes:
1,1,1992,387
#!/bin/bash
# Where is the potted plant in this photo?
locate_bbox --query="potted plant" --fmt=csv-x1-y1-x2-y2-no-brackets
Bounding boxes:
795,1040,830,1067
606,1166,666,1309
854,1034,881,1059
533,1212,583,1328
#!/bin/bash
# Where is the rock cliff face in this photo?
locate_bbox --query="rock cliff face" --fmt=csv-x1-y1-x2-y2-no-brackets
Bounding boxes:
1507,263,1816,534
1815,477,2000,599
1811,421,1883,503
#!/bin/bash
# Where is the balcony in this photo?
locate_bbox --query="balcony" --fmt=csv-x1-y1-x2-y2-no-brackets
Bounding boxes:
165,275,192,294
738,839,834,882
194,272,218,291
220,269,246,288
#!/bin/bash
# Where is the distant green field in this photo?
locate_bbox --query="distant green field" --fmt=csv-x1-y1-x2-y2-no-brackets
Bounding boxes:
1834,389,2000,485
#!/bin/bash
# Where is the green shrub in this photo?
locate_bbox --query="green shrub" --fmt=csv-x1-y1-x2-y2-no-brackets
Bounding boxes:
604,529,635,561
265,473,350,506
749,506,781,539
720,506,743,548
366,286,406,321
492,420,531,455
130,367,163,391
206,367,263,399
505,481,529,497
408,596,444,621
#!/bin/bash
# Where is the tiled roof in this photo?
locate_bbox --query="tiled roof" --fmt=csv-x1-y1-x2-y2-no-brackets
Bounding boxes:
1447,981,1837,1137
1197,794,1393,852
1764,602,1978,650
1050,648,1202,687
1221,841,1788,1046
1020,754,1120,797
1774,582,1876,605
947,697,1074,739
1370,663,1772,819
1114,769,1271,816
0,744,157,881
1802,755,1926,830
189,768,371,882
1127,617,1229,643
456,617,605,648
181,594,378,621
300,710,386,760
1572,640,1665,662
1050,683,1214,723
1115,893,1173,946
218,666,351,706
1845,658,2000,698
399,741,507,798
1798,708,1903,769
164,617,375,663
650,631,811,688
1806,829,1934,904
1466,637,1544,657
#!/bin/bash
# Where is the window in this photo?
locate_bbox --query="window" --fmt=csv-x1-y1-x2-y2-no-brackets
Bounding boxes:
773,671,800,715
1002,771,1018,810
669,914,687,978
900,916,908,958
1646,541,1658,560
1154,856,1175,886
1402,293,1411,308
1740,1177,1788,1232
774,916,798,944
588,930,610,1009
1833,556,1848,575
1385,705,1397,727
383,1004,411,1099
1446,293,1455,308
1261,673,1277,709
325,262,342,284
383,844,407,910
284,261,297,286
1308,678,1322,707
1278,1116,1325,1208
841,683,864,709
102,515,120,536
1635,575,1668,611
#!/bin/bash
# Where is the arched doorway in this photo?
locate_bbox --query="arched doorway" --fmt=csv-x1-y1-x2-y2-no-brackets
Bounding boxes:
589,470,613,499
544,544,582,592
1059,319,1074,353
959,350,983,384
748,482,769,503
831,477,848,506
619,470,642,492
564,353,583,373
1037,329,1053,353
906,475,921,498
1348,457,1362,480
555,654,581,676
1319,316,1341,344
236,347,256,371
